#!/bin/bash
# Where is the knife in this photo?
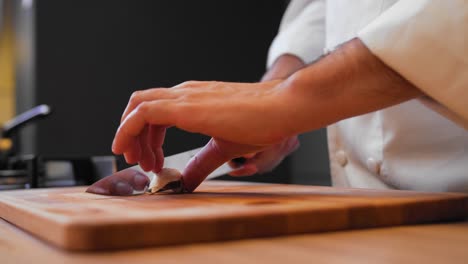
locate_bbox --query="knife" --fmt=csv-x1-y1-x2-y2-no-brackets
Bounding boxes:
86,147,233,196
132,147,233,194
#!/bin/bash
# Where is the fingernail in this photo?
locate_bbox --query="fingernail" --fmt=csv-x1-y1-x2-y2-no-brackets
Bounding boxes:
111,137,119,153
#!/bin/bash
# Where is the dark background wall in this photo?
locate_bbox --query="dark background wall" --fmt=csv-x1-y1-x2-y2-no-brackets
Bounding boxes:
17,0,330,185
35,0,285,156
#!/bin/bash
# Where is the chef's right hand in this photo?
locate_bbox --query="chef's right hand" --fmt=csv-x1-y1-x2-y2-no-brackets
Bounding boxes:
227,54,305,176
228,136,300,176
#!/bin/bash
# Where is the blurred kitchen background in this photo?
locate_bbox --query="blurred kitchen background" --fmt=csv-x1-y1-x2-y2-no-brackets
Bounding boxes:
0,0,330,189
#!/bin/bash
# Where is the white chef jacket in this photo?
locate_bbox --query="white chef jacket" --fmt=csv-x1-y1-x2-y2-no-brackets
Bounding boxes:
268,0,468,192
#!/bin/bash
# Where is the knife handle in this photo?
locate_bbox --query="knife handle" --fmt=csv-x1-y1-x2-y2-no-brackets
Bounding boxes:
231,157,247,166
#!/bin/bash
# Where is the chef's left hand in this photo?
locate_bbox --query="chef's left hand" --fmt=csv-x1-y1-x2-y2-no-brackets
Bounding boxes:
111,80,299,191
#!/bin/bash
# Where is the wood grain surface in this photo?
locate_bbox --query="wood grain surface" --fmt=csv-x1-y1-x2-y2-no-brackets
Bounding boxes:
0,181,466,251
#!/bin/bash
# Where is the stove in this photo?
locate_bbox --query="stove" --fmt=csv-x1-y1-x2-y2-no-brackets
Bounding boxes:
0,154,117,191
0,104,116,191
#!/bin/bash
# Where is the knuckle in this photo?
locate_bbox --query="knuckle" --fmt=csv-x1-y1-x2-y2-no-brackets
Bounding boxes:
179,80,200,88
129,90,144,105
135,101,151,114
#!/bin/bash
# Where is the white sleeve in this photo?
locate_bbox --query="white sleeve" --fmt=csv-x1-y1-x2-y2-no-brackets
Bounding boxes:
358,0,468,125
267,0,325,68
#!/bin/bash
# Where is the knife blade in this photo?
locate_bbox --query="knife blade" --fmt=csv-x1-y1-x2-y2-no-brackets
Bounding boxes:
132,147,233,194
136,147,232,178
86,147,233,196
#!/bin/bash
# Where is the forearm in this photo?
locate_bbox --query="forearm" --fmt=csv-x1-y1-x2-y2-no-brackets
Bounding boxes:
278,38,423,134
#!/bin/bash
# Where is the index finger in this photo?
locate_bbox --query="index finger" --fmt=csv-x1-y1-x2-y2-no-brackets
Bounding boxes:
112,100,175,154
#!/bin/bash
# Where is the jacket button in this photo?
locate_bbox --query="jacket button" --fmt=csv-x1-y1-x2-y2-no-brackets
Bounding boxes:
366,158,381,175
336,150,348,166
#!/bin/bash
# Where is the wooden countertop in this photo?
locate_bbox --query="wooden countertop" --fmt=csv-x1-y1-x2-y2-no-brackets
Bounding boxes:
1,209,467,264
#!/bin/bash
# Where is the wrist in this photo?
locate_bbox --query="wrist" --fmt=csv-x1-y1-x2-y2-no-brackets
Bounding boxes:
277,38,423,135
262,54,306,82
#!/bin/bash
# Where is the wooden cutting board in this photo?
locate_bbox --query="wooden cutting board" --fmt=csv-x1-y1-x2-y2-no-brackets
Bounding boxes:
0,180,466,251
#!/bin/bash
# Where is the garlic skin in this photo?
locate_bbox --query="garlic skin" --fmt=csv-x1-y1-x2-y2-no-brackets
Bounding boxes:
148,168,182,194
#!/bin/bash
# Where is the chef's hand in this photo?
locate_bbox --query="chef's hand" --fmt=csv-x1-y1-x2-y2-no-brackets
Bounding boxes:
228,54,305,176
111,79,297,191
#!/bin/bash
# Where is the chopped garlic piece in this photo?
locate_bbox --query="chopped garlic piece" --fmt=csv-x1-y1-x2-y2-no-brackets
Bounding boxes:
148,168,182,193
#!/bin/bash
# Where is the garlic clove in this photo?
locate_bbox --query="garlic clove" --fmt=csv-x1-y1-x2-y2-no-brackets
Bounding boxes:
148,168,183,194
